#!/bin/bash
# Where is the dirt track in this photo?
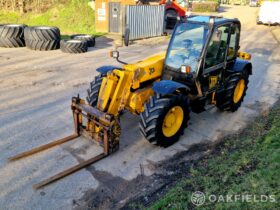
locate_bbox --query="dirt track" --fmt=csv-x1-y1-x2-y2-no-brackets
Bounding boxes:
0,5,279,210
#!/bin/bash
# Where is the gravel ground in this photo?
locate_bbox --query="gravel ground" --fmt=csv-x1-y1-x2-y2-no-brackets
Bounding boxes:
0,5,279,210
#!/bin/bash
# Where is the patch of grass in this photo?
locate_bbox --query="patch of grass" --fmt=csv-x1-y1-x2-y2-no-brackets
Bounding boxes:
150,104,280,209
192,2,219,13
0,0,104,36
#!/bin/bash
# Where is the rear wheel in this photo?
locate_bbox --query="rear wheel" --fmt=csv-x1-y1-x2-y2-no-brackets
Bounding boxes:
217,72,249,112
139,94,190,147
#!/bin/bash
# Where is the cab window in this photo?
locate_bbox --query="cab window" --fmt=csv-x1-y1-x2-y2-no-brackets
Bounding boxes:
204,25,230,69
227,25,240,60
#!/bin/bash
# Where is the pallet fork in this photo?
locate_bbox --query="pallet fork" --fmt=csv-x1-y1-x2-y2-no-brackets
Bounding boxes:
9,96,120,189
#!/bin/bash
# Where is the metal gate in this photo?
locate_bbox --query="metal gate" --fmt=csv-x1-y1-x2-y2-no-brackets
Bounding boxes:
126,5,165,40
109,2,121,33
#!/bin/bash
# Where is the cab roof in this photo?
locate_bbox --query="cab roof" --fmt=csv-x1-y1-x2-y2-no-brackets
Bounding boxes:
187,15,240,26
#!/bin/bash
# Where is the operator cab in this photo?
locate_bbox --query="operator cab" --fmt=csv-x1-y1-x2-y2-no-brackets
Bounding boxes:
163,16,241,94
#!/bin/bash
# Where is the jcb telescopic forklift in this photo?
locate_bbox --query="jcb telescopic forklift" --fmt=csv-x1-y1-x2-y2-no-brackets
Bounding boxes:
10,16,252,189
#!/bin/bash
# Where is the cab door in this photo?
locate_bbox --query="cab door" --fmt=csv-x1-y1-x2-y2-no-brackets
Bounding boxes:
201,24,231,97
225,23,241,70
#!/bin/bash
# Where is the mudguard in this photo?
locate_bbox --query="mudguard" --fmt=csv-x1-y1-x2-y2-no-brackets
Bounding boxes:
96,66,122,76
232,59,253,75
153,80,190,95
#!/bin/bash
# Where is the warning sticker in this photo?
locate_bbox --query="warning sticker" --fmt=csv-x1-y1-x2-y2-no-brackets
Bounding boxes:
97,8,106,21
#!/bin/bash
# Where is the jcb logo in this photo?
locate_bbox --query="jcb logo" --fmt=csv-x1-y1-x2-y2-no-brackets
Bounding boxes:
149,68,155,75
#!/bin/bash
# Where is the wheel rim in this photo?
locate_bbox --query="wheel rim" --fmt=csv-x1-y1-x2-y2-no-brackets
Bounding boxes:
162,106,184,138
233,79,245,103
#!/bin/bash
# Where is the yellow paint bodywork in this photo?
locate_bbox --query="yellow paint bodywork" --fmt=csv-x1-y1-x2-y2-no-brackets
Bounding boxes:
209,76,218,89
97,53,166,116
237,51,251,60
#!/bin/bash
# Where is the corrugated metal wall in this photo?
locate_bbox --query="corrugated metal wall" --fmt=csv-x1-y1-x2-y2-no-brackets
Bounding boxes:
126,5,165,40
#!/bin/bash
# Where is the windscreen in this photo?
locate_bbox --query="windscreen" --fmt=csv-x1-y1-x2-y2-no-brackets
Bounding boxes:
165,22,208,72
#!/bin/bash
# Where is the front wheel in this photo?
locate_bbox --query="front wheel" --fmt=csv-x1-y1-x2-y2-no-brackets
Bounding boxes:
86,74,103,107
139,94,190,147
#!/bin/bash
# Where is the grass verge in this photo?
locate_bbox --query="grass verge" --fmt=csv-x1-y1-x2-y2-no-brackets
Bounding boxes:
150,103,280,209
0,0,103,36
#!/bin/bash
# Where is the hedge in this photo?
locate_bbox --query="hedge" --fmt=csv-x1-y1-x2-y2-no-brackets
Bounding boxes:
192,1,219,12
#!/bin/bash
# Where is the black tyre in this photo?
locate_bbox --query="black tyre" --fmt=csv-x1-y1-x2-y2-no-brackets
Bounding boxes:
24,26,60,41
0,24,5,34
0,24,26,47
86,74,103,107
140,94,190,147
0,37,25,48
60,40,88,54
26,39,60,51
70,34,95,47
217,72,249,112
123,28,130,47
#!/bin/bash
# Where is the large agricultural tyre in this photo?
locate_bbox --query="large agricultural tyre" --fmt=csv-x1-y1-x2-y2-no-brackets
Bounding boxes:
24,26,60,41
139,94,190,147
24,26,60,51
0,37,25,48
86,74,103,107
0,24,26,48
70,34,95,47
217,72,249,112
60,40,88,54
25,39,60,51
0,24,4,33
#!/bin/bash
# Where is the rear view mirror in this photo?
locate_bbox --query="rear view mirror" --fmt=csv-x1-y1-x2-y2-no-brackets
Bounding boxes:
123,28,130,47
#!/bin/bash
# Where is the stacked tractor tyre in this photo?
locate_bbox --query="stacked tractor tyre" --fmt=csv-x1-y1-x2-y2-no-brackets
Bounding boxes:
71,34,95,47
0,23,96,54
0,24,26,48
24,26,60,51
60,40,88,54
61,35,95,54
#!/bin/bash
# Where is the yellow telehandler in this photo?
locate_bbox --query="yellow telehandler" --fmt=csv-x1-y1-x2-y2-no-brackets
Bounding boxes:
9,16,252,189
